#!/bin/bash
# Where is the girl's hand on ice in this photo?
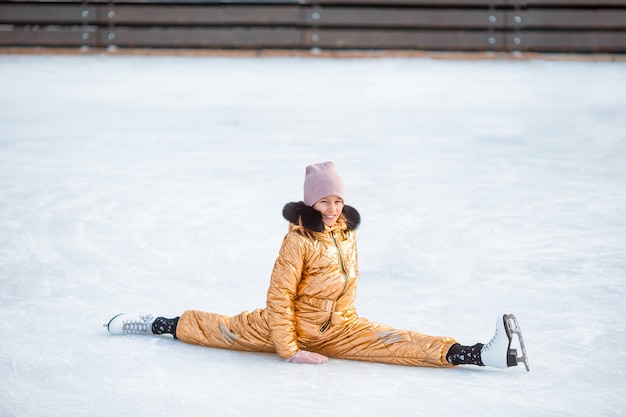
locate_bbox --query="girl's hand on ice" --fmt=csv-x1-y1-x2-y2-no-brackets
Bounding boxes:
288,350,329,364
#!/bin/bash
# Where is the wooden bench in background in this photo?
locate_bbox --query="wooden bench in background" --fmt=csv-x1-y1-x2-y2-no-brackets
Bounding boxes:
0,0,624,53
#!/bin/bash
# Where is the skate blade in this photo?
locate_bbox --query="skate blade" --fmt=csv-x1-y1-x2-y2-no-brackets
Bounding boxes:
504,314,530,372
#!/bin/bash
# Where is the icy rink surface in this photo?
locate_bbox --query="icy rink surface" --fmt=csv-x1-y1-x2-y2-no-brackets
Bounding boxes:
1,54,625,417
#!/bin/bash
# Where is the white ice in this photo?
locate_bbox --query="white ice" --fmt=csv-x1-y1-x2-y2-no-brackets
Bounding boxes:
1,53,625,417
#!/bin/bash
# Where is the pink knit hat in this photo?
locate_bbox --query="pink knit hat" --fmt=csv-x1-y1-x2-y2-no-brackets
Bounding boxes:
303,161,345,206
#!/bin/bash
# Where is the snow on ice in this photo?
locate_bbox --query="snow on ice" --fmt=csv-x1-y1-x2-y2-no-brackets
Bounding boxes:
1,54,625,417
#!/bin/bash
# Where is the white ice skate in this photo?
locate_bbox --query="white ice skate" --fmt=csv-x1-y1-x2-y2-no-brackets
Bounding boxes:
106,313,155,336
481,314,530,372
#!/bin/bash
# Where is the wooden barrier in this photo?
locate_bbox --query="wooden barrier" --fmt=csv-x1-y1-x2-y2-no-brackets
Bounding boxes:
0,1,625,53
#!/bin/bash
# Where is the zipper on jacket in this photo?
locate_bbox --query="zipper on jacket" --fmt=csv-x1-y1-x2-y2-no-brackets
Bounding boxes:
319,317,332,333
319,232,350,334
331,232,350,294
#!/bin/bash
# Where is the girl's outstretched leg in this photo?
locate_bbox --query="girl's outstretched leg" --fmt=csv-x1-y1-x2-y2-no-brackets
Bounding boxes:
105,310,275,354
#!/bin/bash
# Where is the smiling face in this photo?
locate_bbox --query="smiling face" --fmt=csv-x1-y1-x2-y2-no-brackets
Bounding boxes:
312,195,345,227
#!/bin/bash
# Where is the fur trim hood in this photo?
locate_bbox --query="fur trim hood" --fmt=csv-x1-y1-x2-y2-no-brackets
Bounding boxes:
282,202,360,233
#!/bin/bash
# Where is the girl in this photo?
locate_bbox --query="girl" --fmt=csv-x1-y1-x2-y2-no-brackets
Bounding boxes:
107,161,528,371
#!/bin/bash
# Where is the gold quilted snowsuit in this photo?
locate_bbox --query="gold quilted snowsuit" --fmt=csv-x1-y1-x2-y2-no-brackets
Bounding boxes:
176,205,457,367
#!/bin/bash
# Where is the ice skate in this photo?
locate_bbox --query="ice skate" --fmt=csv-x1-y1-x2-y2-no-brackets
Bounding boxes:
481,314,530,372
106,313,156,336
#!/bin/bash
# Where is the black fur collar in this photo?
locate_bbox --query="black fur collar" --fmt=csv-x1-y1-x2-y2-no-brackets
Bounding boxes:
282,202,360,233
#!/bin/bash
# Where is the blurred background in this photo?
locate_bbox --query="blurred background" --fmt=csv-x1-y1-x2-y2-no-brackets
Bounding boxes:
0,0,625,56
